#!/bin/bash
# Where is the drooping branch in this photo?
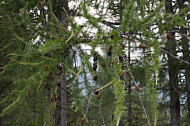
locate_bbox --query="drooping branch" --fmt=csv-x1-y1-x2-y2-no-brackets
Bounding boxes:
101,20,190,66
160,48,190,65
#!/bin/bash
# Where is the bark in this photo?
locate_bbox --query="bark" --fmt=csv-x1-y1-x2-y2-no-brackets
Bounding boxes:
165,1,180,126
53,0,69,27
178,0,190,123
128,41,132,126
119,119,124,126
52,1,69,125
182,27,190,124
61,70,67,126
186,56,190,123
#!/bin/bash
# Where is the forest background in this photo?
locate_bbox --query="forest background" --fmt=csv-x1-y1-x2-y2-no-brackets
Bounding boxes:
0,0,190,126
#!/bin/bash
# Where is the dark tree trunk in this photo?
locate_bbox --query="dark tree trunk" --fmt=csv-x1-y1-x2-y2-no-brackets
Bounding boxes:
165,0,180,126
119,119,124,126
169,65,180,126
52,1,69,126
186,53,190,124
182,27,190,124
178,0,190,123
53,0,69,27
61,70,67,126
128,41,132,126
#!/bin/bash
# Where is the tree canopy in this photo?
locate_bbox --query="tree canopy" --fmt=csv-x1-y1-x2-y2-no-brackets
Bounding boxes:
0,0,190,126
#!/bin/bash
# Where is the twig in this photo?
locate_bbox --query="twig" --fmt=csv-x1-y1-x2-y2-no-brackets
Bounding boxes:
101,20,123,35
102,20,120,25
83,85,96,119
60,106,105,122
123,56,151,126
48,22,69,32
160,48,190,65
99,100,106,126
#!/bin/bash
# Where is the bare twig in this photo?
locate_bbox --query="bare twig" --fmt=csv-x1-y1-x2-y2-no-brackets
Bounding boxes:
160,48,190,65
101,20,123,35
99,100,106,126
102,20,120,25
83,85,96,119
123,56,151,126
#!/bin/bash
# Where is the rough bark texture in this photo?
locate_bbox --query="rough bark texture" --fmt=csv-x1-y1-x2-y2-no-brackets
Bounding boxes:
165,0,180,126
61,70,67,126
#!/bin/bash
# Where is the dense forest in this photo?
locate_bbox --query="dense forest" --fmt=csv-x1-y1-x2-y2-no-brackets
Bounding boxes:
0,0,190,126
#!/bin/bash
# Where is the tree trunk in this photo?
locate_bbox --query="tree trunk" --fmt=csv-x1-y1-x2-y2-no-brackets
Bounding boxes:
52,1,69,125
61,70,67,126
182,27,190,124
165,1,180,126
128,41,132,126
178,0,190,123
53,0,69,28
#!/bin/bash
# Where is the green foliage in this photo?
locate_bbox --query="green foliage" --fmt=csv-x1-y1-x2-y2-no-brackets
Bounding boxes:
0,0,190,126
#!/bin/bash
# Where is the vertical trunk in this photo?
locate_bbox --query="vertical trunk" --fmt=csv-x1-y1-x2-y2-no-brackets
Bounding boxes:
178,0,190,123
119,119,124,126
61,70,67,126
186,54,190,123
128,41,132,126
169,61,180,126
118,1,126,126
53,0,69,27
52,1,69,125
128,85,132,126
182,28,190,124
165,1,180,126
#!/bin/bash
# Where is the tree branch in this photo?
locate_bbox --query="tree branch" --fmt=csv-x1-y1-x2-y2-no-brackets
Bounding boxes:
101,20,190,66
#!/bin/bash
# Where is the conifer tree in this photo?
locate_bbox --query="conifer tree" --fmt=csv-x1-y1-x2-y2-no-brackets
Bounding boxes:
0,0,190,126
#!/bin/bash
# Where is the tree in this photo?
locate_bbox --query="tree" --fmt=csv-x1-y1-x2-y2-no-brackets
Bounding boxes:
0,0,190,126
165,0,180,125
178,0,190,124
